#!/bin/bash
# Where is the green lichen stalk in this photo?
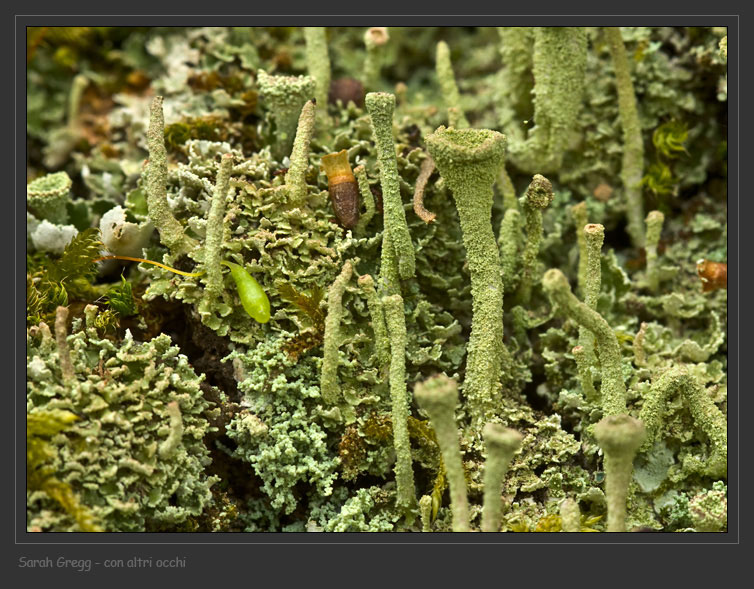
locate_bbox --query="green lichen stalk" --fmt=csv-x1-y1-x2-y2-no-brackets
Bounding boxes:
508,27,587,173
644,210,665,292
414,374,470,532
357,274,390,366
577,223,605,384
354,165,376,236
605,27,646,249
284,99,317,203
572,345,597,402
583,225,605,301
67,74,88,127
542,269,626,416
570,201,589,297
481,423,523,532
497,27,534,129
366,92,416,286
24,25,728,535
363,27,390,91
436,41,469,128
303,27,331,117
593,414,646,532
498,208,521,293
204,153,234,298
426,126,507,431
320,260,353,405
146,96,198,257
54,306,74,383
257,70,316,158
382,294,417,513
639,366,726,478
518,174,554,305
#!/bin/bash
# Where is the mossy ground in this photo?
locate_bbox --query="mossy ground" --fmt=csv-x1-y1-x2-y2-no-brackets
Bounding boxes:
26,26,727,532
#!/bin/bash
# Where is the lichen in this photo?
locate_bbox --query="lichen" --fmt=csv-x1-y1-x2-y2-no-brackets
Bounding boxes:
27,310,218,531
25,26,727,533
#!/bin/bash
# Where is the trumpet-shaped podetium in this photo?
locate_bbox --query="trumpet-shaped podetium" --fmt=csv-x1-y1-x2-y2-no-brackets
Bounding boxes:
27,171,72,224
414,374,469,532
221,261,270,323
257,70,316,157
363,27,390,91
425,126,508,431
481,423,523,532
594,414,646,532
507,27,587,174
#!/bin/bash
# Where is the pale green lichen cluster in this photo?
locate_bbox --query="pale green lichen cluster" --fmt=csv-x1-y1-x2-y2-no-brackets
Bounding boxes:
26,26,727,533
27,308,218,532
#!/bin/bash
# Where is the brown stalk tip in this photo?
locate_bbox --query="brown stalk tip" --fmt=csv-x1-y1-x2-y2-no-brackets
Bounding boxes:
525,174,554,209
366,27,389,46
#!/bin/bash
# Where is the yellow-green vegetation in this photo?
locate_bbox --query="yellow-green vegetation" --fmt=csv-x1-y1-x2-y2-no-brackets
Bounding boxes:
26,26,727,533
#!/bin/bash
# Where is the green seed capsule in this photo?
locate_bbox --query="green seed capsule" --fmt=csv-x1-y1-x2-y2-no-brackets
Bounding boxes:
221,261,271,323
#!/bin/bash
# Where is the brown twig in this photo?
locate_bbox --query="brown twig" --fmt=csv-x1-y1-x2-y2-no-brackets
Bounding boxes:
413,154,437,223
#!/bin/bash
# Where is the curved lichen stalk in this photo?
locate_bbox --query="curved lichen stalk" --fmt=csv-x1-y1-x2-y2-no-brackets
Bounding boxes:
542,268,626,417
507,27,587,174
639,366,726,478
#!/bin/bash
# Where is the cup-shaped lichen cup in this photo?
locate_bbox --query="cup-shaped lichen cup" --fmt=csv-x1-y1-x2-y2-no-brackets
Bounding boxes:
425,126,507,432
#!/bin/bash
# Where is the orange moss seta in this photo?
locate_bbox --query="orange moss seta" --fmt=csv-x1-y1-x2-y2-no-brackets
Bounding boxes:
93,255,204,277
321,150,360,229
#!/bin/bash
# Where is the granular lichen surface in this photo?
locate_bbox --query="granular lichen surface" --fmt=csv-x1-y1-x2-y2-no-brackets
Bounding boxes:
25,26,728,533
